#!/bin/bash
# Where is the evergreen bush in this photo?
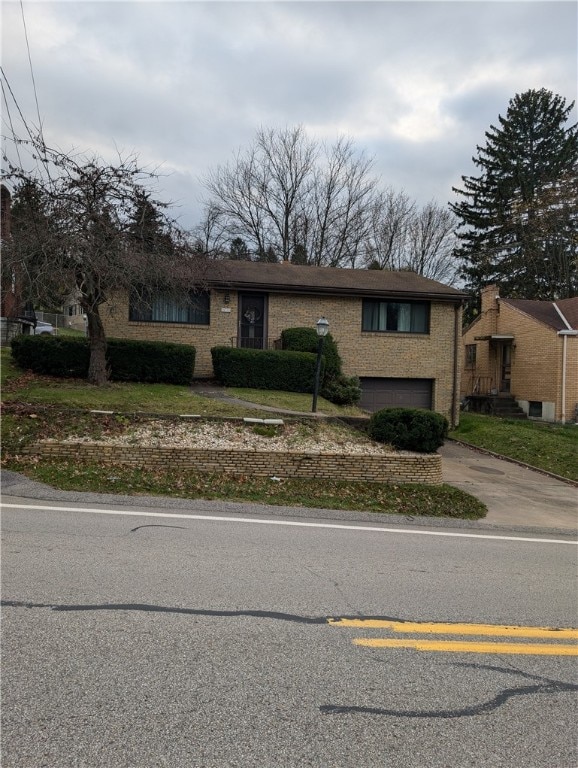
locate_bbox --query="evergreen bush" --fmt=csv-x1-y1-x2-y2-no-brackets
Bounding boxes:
321,374,362,406
10,335,195,385
280,327,342,378
211,346,321,392
369,408,448,453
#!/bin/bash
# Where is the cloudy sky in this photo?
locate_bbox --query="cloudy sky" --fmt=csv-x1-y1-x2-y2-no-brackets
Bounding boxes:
2,1,576,229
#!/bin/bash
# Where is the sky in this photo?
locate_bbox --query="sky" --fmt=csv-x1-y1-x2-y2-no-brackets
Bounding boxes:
2,1,577,231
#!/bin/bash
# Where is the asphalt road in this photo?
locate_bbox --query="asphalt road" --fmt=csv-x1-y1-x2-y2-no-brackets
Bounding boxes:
2,494,577,768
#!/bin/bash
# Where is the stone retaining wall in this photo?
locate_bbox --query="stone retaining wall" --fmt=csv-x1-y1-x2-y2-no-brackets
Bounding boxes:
27,442,442,485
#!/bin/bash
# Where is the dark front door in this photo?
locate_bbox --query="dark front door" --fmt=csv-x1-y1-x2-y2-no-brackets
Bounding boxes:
239,293,267,349
501,344,512,392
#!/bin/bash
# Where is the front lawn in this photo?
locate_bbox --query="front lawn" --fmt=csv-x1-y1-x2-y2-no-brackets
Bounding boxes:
450,413,578,482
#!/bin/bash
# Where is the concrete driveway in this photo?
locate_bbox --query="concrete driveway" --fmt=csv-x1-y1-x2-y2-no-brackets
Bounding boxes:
439,441,577,531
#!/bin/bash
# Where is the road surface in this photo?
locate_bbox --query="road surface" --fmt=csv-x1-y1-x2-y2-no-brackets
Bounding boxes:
2,495,577,767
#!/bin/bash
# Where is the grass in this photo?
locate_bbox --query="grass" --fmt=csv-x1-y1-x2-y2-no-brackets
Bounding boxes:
450,412,578,482
1,348,355,418
226,387,367,417
1,347,488,519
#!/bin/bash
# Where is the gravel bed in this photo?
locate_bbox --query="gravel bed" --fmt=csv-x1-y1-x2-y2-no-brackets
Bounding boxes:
60,419,393,455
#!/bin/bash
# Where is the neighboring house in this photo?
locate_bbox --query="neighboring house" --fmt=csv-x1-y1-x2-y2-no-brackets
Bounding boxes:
101,261,467,425
462,285,578,423
63,296,87,333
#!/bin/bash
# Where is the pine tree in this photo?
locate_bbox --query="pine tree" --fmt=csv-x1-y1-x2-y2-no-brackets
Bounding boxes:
451,89,578,300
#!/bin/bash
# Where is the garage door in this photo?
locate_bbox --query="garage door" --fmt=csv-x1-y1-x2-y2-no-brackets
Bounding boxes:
359,378,433,412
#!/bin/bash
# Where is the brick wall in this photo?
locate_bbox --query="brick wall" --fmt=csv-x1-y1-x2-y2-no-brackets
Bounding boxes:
101,289,460,422
28,441,443,485
462,286,577,421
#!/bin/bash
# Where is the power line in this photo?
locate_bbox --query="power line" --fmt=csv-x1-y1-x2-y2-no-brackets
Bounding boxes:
1,80,24,168
19,0,44,144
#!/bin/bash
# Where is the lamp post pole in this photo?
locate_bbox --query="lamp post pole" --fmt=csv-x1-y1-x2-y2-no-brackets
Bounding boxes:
312,317,329,413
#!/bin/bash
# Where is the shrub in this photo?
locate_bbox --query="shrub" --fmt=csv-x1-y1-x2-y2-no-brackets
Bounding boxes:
10,335,195,385
11,335,90,378
211,346,322,392
281,327,342,378
369,408,449,453
106,339,195,385
321,374,362,406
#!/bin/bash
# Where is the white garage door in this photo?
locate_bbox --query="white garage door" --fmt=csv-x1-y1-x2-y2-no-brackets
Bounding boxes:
360,378,433,412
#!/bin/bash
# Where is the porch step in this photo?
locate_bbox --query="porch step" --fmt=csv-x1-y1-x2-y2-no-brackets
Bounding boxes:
492,396,527,419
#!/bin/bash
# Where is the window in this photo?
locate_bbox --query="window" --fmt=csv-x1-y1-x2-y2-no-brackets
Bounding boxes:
465,344,477,368
129,287,210,325
362,299,429,333
529,401,542,418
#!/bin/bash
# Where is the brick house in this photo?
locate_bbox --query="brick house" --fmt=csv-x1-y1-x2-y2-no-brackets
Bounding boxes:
102,261,466,425
462,285,578,423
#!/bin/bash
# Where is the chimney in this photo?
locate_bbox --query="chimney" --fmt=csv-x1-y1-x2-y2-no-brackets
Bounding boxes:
480,284,499,314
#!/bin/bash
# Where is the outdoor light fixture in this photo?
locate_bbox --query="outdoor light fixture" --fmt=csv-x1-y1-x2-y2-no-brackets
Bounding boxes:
316,316,329,337
312,317,329,413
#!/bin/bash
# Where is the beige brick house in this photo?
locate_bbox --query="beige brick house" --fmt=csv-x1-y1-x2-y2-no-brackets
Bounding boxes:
462,285,578,423
102,261,466,425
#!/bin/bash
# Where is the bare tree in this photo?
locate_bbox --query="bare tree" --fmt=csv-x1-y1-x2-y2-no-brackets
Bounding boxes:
3,137,207,384
405,202,459,283
200,127,377,265
362,188,415,270
303,136,377,267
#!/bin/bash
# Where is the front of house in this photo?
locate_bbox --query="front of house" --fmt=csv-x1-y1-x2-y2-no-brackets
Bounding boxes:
462,285,578,423
102,261,466,425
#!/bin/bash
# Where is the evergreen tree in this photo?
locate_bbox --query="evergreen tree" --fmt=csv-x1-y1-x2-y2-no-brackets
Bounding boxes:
451,88,578,300
229,237,251,260
130,191,174,256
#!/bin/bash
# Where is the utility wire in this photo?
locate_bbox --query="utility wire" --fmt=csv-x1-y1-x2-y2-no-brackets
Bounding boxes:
19,0,44,146
1,80,24,168
0,66,55,188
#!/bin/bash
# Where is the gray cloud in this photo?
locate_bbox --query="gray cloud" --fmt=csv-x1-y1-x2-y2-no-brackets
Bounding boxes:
2,1,576,228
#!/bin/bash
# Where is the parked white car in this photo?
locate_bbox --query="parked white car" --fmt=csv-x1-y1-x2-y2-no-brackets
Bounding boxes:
33,321,55,335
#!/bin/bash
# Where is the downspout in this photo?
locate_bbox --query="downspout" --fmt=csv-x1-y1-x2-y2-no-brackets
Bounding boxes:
557,330,578,424
553,302,576,425
451,302,461,429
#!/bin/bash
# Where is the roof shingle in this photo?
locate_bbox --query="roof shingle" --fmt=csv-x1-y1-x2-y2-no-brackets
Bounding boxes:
208,260,466,301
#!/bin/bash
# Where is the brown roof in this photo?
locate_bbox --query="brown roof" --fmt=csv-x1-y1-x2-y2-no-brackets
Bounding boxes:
208,260,466,302
501,297,578,331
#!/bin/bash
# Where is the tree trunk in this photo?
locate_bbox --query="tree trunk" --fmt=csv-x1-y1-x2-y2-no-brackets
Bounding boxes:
86,308,109,385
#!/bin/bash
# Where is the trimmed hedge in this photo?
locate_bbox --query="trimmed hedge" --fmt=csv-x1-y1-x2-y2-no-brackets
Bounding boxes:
10,335,195,385
211,346,323,392
281,327,342,378
369,407,449,453
11,335,89,378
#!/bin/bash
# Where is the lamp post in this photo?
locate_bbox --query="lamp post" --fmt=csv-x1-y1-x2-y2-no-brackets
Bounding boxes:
312,316,329,413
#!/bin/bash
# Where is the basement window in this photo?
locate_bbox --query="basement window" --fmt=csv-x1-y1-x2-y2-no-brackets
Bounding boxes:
528,401,542,418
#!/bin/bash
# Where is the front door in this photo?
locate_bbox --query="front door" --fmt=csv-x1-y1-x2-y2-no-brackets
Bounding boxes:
500,344,512,392
239,293,267,349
